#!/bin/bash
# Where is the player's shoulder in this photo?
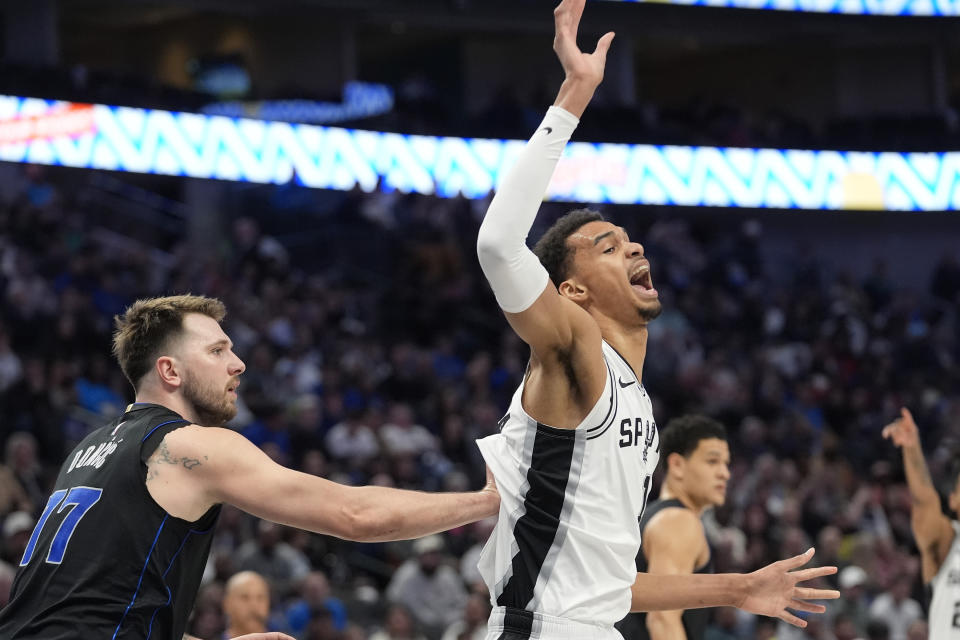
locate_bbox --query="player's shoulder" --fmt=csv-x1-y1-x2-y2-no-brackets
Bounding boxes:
645,505,704,542
155,424,260,468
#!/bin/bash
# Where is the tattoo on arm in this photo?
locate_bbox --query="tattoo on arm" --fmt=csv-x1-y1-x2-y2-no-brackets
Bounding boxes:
146,441,208,481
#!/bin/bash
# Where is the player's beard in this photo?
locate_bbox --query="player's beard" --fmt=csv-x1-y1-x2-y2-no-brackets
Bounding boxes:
638,299,663,322
181,370,237,426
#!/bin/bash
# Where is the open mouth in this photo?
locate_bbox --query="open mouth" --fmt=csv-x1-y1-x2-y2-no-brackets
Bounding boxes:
629,264,658,299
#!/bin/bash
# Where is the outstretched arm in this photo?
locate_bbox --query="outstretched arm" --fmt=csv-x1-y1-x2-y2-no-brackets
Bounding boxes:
882,407,955,583
476,0,612,342
148,425,498,543
630,548,838,629
476,0,613,422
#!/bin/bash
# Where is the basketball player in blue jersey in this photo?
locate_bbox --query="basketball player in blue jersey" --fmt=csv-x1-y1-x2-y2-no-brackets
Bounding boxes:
883,408,960,640
474,1,838,638
616,415,730,640
0,294,499,640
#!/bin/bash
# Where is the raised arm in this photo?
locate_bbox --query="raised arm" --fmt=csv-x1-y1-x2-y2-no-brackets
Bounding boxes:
476,0,612,358
642,509,705,639
882,407,955,583
147,425,498,542
630,548,838,629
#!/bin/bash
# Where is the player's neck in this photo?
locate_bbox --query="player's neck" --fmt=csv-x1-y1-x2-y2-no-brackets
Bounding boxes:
661,483,706,516
597,322,648,382
134,388,200,425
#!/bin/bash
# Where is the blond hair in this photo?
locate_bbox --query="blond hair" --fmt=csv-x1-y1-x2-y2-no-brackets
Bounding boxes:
112,294,226,390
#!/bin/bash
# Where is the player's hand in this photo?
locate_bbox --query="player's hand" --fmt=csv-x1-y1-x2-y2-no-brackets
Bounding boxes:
228,634,296,640
553,0,615,87
881,407,920,449
738,548,839,628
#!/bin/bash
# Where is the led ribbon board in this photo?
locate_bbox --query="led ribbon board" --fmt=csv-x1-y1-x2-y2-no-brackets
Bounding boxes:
1,95,957,211
603,0,960,16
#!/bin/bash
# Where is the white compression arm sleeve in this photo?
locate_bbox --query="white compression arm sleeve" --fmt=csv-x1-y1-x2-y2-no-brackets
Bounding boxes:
476,106,580,313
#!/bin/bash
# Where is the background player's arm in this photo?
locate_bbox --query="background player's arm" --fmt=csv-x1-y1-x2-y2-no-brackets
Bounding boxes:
629,548,838,628
882,407,955,583
642,509,705,640
476,0,614,419
147,425,498,542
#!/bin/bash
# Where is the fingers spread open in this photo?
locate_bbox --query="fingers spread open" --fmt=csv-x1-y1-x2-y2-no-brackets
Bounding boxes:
782,547,816,570
779,611,807,628
789,600,827,614
791,565,837,583
794,587,841,600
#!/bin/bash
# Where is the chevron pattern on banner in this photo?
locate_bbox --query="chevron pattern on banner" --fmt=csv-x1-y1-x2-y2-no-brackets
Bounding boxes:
1,95,958,211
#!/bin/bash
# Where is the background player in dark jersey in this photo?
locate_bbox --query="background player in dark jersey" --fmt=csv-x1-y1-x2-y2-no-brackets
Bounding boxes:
0,294,499,640
616,415,729,640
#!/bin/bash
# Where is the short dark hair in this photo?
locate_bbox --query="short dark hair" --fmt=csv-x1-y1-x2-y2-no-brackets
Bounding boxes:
660,414,728,459
112,294,226,391
533,208,604,285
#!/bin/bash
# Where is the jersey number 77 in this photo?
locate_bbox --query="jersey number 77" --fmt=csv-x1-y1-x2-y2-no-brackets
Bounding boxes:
20,486,103,566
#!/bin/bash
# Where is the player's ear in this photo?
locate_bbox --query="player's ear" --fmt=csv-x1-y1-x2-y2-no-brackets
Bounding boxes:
667,452,685,478
155,355,182,388
558,278,587,302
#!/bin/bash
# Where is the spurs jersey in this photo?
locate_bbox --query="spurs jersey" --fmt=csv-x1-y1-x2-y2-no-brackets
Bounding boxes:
477,340,659,629
929,520,960,639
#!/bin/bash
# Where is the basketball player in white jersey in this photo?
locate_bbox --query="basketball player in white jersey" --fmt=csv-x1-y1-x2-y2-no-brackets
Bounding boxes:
883,407,960,639
474,1,838,638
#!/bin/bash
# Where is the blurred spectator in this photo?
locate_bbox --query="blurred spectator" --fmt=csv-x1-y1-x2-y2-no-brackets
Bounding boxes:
283,570,348,636
380,403,437,458
325,409,380,467
223,571,271,639
370,604,428,640
0,560,14,608
386,535,467,639
1,511,33,566
440,592,489,640
235,521,310,600
833,565,871,636
867,576,922,640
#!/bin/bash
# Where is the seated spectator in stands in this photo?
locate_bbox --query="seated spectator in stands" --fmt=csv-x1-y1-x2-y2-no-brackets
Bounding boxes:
223,570,271,639
0,458,31,519
386,535,467,639
325,407,380,467
868,575,921,640
1,511,34,565
5,432,46,510
380,403,437,458
370,604,428,640
440,592,489,640
905,619,927,640
833,565,871,636
235,520,310,600
284,570,348,636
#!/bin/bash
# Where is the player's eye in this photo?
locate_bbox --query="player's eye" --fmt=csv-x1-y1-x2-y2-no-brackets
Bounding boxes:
603,246,615,254
212,348,222,355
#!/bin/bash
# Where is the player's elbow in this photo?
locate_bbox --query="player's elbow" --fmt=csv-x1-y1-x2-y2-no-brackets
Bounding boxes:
476,225,508,268
334,502,378,541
